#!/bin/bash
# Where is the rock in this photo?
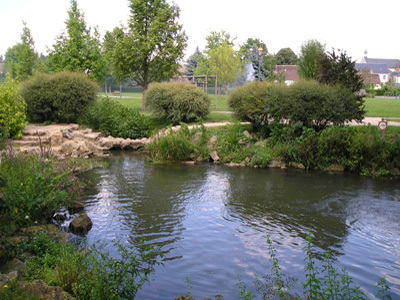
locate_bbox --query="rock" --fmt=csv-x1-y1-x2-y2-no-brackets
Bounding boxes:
239,139,247,145
68,201,85,213
0,273,16,288
50,131,63,146
62,130,74,140
268,159,284,168
69,213,93,234
18,280,75,300
61,141,78,153
324,164,345,172
0,258,26,274
210,150,219,162
225,162,245,167
20,225,70,244
182,161,195,165
243,130,252,140
207,136,218,151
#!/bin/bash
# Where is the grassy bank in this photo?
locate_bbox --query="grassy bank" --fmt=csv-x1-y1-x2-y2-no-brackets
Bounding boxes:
146,123,400,177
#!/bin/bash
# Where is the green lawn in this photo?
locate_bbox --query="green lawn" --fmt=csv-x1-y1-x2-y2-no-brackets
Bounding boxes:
99,93,400,123
364,97,400,118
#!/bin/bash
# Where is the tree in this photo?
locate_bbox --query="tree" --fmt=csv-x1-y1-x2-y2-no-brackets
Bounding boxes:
317,48,364,93
47,0,105,83
4,21,39,81
205,30,235,54
184,46,204,76
297,39,325,80
239,38,271,81
208,42,243,95
275,47,298,65
104,0,187,109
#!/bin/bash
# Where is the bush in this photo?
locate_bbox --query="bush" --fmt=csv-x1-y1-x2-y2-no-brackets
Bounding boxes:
144,82,210,124
228,81,286,129
19,71,99,123
0,77,27,139
0,143,80,232
82,97,151,139
281,79,364,130
229,79,365,134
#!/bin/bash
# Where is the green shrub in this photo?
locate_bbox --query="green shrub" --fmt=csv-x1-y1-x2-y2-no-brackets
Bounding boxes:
144,82,210,124
0,143,79,232
146,124,194,161
19,71,99,123
228,81,286,130
82,97,151,139
0,77,27,139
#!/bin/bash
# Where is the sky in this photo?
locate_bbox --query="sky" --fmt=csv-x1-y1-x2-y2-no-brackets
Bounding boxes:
1,0,399,62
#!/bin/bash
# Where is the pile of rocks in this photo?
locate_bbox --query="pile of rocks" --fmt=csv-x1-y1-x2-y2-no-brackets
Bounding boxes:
12,124,150,159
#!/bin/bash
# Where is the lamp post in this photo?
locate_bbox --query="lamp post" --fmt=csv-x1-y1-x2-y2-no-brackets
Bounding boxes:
258,46,263,82
395,68,399,99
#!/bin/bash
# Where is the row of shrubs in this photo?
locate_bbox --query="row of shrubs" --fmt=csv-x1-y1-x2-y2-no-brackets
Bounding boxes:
0,72,211,142
228,80,365,133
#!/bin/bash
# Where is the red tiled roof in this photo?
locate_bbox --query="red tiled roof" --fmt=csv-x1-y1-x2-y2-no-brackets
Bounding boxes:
274,65,299,81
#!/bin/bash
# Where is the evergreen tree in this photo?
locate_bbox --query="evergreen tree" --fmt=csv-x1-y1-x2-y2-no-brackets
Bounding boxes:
4,21,39,81
184,47,204,76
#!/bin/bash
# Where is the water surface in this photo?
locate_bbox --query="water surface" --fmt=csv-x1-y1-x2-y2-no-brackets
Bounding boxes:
77,152,400,299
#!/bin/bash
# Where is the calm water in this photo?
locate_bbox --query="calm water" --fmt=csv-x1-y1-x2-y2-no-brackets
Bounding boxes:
76,152,400,299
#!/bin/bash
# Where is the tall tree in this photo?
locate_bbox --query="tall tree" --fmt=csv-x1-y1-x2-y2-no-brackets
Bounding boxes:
184,46,204,76
208,42,243,95
47,0,105,83
275,47,298,65
205,30,236,54
104,0,187,109
4,21,39,81
297,39,325,80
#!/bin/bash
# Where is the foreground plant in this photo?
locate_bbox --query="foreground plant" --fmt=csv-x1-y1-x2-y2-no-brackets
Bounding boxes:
0,141,80,232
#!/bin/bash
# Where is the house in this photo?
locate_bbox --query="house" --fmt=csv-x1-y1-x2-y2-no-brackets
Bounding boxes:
359,57,400,72
273,65,298,85
355,63,389,88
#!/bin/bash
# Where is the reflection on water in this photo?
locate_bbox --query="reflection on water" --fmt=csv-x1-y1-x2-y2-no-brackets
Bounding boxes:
77,152,400,299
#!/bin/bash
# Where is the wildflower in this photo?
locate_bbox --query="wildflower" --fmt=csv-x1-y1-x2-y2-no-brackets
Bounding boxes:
25,215,29,219
3,284,8,288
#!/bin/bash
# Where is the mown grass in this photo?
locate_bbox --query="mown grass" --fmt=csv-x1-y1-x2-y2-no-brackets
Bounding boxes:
364,97,400,118
100,93,400,123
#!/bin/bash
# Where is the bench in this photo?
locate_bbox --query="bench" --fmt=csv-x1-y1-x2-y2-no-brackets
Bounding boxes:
113,90,120,96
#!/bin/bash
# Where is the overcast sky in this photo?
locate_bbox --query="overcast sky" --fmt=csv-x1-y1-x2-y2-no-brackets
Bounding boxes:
1,0,399,62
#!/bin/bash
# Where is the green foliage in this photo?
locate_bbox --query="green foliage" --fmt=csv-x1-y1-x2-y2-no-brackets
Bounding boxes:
145,82,210,124
146,124,194,161
19,71,99,123
104,0,187,109
205,30,236,54
208,42,244,95
228,81,285,124
229,79,365,132
184,47,205,76
82,97,151,139
46,0,106,83
275,47,298,65
4,21,40,81
0,143,79,232
297,39,325,80
20,230,161,300
0,76,27,139
317,49,364,94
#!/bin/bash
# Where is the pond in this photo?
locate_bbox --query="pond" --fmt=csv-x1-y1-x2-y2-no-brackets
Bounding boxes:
76,152,400,299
